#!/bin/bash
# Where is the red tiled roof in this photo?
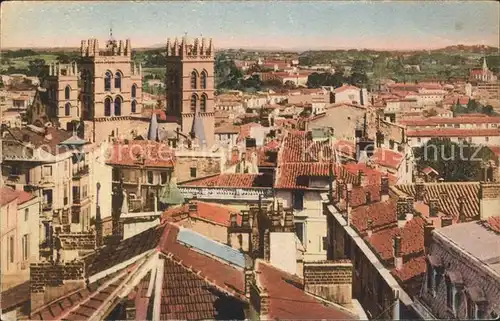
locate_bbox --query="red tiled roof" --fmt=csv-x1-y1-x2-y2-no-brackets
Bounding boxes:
0,281,30,310
0,187,19,206
406,128,500,138
181,173,267,188
280,131,335,163
12,189,36,204
395,182,480,220
391,255,426,298
487,145,500,157
484,215,500,233
373,148,404,170
422,166,439,176
106,140,175,168
6,127,74,155
276,163,357,189
255,260,357,320
400,116,500,126
161,201,242,227
334,84,360,93
215,124,240,134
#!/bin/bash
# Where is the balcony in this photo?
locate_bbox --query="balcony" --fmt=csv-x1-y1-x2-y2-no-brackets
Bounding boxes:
72,165,89,179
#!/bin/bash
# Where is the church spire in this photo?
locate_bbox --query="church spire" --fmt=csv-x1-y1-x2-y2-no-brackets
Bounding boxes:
482,57,488,71
147,112,159,142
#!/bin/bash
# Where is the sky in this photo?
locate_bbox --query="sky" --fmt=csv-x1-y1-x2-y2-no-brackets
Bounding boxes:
1,1,499,51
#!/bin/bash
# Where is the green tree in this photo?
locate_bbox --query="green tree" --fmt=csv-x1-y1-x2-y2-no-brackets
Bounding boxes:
27,58,47,78
414,139,495,182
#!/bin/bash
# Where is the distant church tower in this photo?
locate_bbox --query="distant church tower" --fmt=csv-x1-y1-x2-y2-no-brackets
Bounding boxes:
44,62,80,128
165,35,215,147
79,30,143,121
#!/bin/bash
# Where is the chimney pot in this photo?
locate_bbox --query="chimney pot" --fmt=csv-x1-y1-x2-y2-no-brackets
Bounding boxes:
424,221,435,250
367,219,373,237
393,235,403,270
429,198,439,217
441,216,453,228
380,174,389,201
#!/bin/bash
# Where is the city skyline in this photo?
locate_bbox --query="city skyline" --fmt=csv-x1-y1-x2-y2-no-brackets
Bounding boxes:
1,1,499,51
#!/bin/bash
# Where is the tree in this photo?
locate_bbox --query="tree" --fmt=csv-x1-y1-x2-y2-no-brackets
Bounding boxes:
283,80,297,89
27,58,47,78
482,105,494,115
414,138,495,182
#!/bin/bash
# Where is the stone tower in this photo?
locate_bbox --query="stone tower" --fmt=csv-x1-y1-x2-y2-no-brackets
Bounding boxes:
44,62,80,129
79,36,142,120
165,35,215,147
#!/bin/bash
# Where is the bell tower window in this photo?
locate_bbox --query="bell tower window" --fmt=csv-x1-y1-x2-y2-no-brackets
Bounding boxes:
191,71,197,89
201,71,207,89
65,86,71,100
200,94,207,112
104,97,112,116
65,103,71,116
190,94,197,113
114,96,122,116
104,71,112,91
114,72,122,90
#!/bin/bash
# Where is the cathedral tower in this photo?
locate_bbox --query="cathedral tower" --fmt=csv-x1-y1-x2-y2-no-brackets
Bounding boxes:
79,35,142,120
44,62,80,128
165,35,215,147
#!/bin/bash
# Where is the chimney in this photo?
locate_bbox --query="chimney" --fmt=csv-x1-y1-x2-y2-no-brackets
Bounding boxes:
346,183,353,225
366,219,373,237
458,196,466,223
244,264,254,299
405,197,414,222
303,260,353,306
441,216,453,228
479,182,500,220
230,213,238,227
423,221,435,251
429,198,439,217
396,197,408,228
188,200,197,213
415,180,425,202
393,235,403,270
365,191,372,204
380,174,389,201
241,210,250,228
357,170,367,187
271,209,281,228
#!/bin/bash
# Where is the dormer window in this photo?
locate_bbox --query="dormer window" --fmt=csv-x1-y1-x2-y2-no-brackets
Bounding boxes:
445,271,464,316
465,287,487,320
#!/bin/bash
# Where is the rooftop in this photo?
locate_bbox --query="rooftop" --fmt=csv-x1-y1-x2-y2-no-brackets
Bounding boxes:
162,201,242,227
435,220,500,275
105,140,175,168
180,173,272,188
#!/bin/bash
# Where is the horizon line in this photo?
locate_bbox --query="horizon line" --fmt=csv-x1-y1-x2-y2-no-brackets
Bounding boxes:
2,43,499,53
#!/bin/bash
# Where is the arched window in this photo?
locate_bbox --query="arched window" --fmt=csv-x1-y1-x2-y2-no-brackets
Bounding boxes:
65,86,71,100
190,94,197,113
190,71,197,89
65,103,71,116
114,96,122,116
200,94,207,112
201,71,207,89
131,84,137,98
114,72,122,89
131,100,137,113
104,71,112,91
104,97,112,116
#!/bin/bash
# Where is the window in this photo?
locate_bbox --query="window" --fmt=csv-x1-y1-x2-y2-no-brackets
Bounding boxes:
191,70,197,89
65,102,71,116
190,94,197,112
73,186,80,202
190,167,197,178
71,211,80,224
82,185,88,198
147,171,154,184
131,84,137,98
160,172,168,184
426,262,437,296
104,97,112,116
201,71,207,89
485,136,489,142
295,222,304,243
114,72,122,89
200,95,207,112
467,296,477,320
114,96,122,116
65,85,71,100
112,168,120,181
43,165,52,177
321,236,328,251
292,191,304,210
9,236,14,263
131,100,137,113
22,234,29,261
417,137,422,143
104,71,112,91
24,208,29,221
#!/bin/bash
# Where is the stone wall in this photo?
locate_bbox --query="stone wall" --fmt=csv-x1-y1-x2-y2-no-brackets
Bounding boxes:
59,232,96,250
303,260,353,305
30,261,85,310
174,155,221,183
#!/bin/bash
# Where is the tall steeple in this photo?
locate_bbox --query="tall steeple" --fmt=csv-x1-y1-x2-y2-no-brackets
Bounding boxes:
482,57,488,71
147,112,159,142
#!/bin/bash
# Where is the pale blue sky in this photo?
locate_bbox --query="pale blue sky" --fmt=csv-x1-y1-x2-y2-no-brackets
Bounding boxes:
1,1,499,50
